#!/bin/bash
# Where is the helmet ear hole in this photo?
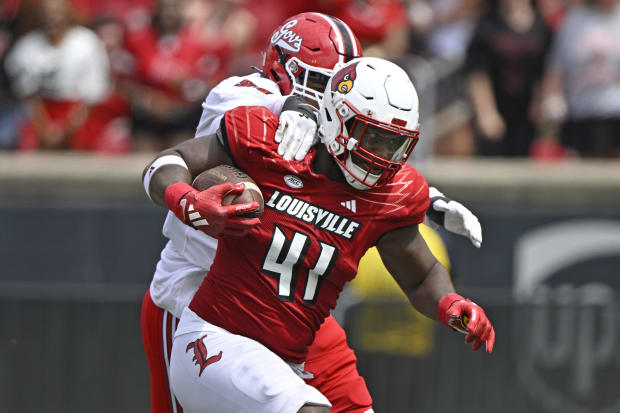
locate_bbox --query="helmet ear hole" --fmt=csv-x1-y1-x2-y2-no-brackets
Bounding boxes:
288,60,300,75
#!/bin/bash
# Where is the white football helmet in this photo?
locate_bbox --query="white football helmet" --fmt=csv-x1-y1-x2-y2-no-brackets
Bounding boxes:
318,57,421,190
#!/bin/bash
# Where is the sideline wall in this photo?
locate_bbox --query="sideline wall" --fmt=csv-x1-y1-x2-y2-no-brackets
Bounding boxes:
1,153,619,413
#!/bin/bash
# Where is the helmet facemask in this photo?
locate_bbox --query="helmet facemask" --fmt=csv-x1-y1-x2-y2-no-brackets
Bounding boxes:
285,57,334,108
326,100,419,189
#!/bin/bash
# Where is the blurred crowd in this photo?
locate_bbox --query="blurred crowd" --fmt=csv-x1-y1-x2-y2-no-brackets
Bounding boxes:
0,0,619,158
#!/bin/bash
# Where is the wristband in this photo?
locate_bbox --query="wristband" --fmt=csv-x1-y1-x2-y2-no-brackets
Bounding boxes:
163,182,195,212
437,293,465,326
144,155,189,200
281,95,318,123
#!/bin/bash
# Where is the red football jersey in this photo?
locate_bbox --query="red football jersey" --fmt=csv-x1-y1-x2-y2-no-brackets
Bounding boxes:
189,106,429,363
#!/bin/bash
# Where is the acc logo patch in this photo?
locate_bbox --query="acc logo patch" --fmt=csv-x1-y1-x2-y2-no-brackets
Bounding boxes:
284,175,303,189
332,62,359,94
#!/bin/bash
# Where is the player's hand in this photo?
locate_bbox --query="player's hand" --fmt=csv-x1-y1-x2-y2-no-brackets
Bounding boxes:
164,182,260,237
275,110,318,161
427,187,482,248
438,293,495,353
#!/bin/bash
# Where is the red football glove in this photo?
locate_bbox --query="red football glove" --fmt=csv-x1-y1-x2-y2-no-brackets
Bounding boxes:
164,182,260,237
437,293,495,353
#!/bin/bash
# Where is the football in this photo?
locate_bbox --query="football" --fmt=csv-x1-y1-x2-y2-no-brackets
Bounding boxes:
192,165,264,218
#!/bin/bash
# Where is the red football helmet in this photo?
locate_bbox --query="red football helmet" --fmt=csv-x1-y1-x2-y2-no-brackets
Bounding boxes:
262,12,362,106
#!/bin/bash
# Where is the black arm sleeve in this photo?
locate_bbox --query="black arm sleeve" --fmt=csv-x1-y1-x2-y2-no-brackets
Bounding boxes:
426,195,450,227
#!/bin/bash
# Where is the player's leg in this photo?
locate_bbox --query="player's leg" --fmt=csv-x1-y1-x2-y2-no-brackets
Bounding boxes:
141,289,183,413
170,308,331,413
305,315,374,413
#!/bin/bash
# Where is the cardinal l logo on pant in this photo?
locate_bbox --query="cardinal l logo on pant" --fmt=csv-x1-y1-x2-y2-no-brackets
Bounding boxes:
186,335,222,376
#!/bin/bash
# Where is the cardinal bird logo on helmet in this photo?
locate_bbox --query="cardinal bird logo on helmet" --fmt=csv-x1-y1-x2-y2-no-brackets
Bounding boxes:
332,62,359,94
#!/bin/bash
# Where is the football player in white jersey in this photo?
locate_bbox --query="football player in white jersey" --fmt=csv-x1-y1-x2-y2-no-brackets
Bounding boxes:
141,12,482,413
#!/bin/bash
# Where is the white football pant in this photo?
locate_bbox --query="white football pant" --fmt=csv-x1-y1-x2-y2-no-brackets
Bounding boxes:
170,308,331,413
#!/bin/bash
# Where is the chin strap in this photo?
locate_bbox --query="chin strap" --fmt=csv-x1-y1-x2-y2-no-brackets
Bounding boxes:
274,45,290,65
250,66,268,78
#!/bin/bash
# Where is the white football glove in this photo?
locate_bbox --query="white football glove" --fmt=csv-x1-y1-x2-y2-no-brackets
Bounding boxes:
275,110,318,161
425,187,482,248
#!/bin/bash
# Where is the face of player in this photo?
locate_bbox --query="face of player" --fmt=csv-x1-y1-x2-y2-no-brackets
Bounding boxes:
347,119,415,176
303,78,327,109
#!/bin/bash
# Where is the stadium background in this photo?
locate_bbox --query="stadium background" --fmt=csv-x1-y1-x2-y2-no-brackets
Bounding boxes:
1,0,620,412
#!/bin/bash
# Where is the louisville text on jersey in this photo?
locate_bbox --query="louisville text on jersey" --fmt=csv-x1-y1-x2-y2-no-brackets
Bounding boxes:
265,190,362,240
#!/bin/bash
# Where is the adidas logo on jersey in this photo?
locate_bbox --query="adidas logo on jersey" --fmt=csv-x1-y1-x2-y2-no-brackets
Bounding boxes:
340,200,356,213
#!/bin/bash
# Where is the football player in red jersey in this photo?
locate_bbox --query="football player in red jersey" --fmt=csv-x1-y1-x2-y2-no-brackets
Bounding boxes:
140,13,376,413
143,57,495,413
141,12,482,413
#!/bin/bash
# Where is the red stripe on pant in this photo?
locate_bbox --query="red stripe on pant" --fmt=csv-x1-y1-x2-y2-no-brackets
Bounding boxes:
141,290,184,413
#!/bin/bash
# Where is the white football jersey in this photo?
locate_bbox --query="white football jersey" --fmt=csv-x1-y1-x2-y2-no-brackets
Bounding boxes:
150,73,287,317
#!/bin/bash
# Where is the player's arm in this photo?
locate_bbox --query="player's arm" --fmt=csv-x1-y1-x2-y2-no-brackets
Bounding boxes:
195,76,317,161
143,135,231,206
195,76,284,138
142,133,260,237
425,187,483,248
376,224,495,353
